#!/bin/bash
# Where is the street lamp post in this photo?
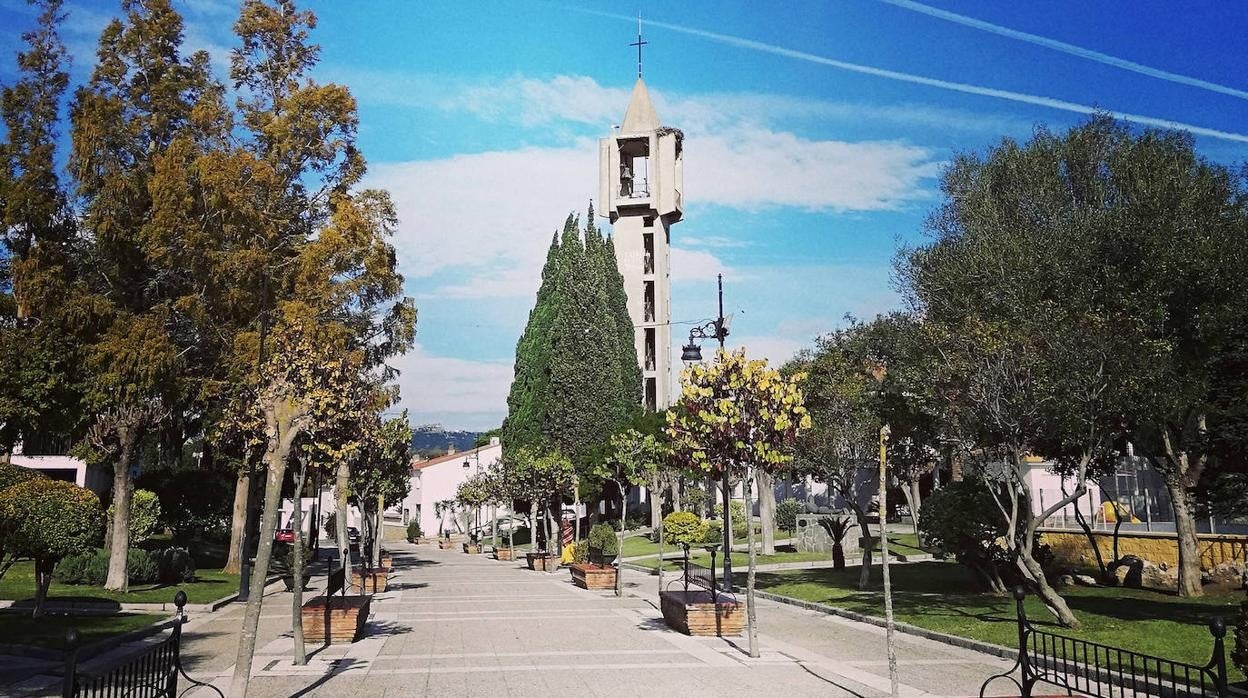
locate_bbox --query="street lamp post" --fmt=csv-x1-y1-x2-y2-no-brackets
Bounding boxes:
464,450,481,540
680,273,732,590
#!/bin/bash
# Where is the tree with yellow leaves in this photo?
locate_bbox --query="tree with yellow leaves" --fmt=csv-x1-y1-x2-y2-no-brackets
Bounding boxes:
666,348,810,658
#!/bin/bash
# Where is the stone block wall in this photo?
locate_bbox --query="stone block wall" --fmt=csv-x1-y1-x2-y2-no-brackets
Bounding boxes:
1042,528,1247,569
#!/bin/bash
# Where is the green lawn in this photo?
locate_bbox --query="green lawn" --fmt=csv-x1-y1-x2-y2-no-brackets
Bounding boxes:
0,561,239,605
754,560,1244,682
0,611,164,649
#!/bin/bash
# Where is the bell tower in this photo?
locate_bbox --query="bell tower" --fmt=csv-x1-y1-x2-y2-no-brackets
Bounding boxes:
598,75,684,411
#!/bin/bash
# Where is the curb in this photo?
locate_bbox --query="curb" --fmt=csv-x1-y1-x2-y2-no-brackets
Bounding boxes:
0,575,285,616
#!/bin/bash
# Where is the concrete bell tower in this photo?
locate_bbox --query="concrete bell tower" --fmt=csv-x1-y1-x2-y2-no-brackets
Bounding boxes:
598,77,684,411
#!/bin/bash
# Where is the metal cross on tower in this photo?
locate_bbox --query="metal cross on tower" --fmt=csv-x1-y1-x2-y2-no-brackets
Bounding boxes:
630,13,647,78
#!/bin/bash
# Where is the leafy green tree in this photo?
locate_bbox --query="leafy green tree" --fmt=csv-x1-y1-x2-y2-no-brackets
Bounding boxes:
667,348,810,658
502,231,562,452
0,0,93,464
0,478,103,617
596,428,665,594
0,462,44,579
662,511,707,548
901,115,1244,603
918,480,1010,593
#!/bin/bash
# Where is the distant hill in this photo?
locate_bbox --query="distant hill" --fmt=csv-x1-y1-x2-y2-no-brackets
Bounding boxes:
411,425,483,459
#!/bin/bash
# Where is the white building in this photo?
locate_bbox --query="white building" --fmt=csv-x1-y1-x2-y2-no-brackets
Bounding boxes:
599,76,683,411
11,438,108,496
400,438,503,538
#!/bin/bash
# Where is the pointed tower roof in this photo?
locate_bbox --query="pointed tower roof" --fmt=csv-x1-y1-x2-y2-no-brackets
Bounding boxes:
621,78,660,133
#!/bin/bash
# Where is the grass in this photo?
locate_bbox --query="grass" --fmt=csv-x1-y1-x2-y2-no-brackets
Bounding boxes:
634,547,832,570
0,560,240,605
0,610,163,649
753,560,1244,682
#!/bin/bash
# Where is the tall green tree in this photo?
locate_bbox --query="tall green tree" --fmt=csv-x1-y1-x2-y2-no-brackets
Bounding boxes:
502,227,565,452
902,115,1248,599
69,0,220,593
0,0,93,460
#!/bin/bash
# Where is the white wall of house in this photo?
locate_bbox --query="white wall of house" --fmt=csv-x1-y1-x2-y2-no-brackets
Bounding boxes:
400,439,504,538
12,454,109,496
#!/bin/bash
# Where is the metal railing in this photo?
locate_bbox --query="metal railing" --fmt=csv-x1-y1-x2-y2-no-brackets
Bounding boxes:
680,544,722,602
63,591,223,698
980,587,1228,698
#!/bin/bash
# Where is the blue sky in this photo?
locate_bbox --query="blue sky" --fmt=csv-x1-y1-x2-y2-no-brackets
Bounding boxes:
4,0,1248,430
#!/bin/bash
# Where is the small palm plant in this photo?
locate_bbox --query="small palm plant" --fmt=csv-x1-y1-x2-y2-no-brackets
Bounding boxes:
817,516,857,570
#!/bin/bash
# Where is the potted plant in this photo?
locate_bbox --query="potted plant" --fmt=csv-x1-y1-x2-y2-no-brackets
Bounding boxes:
278,543,313,591
406,520,423,544
570,523,619,590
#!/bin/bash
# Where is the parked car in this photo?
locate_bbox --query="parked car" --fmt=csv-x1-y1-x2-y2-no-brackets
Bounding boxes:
347,527,361,547
274,528,295,543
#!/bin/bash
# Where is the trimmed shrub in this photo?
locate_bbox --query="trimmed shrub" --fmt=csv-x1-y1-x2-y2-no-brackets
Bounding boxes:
918,480,1011,592
588,523,618,556
157,547,196,583
54,550,109,585
662,511,707,548
776,498,802,533
53,547,161,585
714,500,748,538
406,520,422,541
700,524,723,547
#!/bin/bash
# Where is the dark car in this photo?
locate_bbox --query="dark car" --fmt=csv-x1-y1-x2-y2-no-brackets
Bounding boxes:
347,527,361,547
274,528,295,543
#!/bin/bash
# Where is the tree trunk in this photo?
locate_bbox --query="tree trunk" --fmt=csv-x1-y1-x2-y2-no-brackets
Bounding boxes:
1072,492,1110,582
105,432,137,592
290,462,308,666
224,468,250,574
671,479,681,513
230,408,299,698
901,479,922,536
649,484,665,531
1168,481,1204,597
744,469,760,659
757,470,776,555
32,557,53,618
335,460,350,572
528,501,537,551
856,511,874,590
616,482,626,597
374,494,384,568
1017,549,1080,628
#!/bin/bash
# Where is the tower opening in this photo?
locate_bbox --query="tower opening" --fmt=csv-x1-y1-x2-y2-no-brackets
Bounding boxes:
643,232,654,274
645,377,657,411
644,327,656,371
618,138,650,199
643,280,655,322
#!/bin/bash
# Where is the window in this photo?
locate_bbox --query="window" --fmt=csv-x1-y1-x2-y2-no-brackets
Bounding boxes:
643,233,654,274
645,328,656,371
644,281,655,322
645,378,657,411
618,138,650,199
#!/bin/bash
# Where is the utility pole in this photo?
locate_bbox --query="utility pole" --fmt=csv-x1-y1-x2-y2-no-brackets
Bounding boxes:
715,274,733,592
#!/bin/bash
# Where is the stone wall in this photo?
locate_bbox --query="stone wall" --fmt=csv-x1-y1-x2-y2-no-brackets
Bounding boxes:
796,514,862,555
1041,528,1248,569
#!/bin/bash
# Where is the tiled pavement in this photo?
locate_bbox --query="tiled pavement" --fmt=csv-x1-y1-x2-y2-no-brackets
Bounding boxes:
181,541,1012,697
11,542,1017,696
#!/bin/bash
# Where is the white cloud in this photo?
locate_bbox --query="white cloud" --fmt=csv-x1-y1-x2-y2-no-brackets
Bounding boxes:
670,247,733,283
389,344,513,430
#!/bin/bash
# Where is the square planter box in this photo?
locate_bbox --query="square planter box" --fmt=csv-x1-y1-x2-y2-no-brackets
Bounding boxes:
570,563,616,590
463,543,482,554
494,547,515,561
379,554,393,570
525,552,560,572
659,590,743,636
301,594,371,645
352,567,389,594
438,539,456,549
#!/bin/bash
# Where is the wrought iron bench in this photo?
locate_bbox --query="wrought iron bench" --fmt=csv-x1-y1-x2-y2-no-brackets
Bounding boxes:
980,587,1229,698
62,591,222,698
659,545,742,636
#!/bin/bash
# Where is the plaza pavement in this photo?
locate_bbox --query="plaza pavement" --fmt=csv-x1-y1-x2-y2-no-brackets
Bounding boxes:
155,540,1015,697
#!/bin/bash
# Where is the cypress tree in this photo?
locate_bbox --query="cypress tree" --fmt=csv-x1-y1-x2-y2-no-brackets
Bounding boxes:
547,213,623,463
501,222,568,451
601,232,643,409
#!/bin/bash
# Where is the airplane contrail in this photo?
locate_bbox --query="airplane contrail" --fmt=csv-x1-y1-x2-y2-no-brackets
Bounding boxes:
877,0,1248,102
575,8,1248,144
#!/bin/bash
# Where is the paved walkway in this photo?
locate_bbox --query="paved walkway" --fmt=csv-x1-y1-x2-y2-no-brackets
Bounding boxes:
158,541,1012,697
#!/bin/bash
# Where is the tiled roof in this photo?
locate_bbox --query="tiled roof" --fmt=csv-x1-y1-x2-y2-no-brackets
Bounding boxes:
411,444,494,471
